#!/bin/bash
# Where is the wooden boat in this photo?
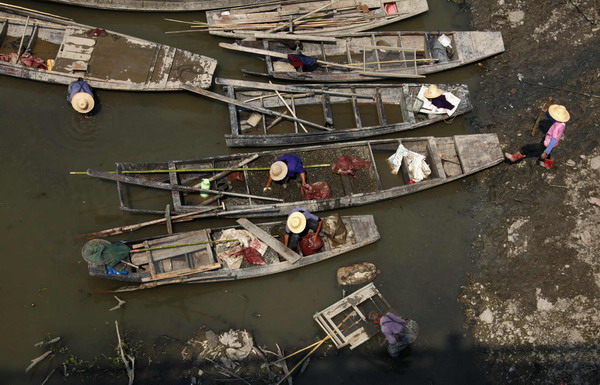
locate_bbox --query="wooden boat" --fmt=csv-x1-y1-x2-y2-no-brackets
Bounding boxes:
42,0,295,12
0,5,217,90
84,133,503,218
87,216,380,292
220,31,505,82
184,78,473,147
205,0,429,39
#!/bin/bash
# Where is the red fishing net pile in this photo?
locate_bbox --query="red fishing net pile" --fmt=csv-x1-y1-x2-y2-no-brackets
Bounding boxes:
301,181,331,200
331,156,371,175
300,235,324,256
237,247,265,266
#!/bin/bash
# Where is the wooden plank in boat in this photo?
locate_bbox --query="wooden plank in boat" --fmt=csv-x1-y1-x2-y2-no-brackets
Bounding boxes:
237,218,301,264
142,263,222,282
427,137,447,179
63,35,95,48
131,230,212,266
454,134,502,173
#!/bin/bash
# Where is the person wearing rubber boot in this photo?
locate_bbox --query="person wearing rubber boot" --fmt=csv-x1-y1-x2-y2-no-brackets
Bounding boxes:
504,104,570,169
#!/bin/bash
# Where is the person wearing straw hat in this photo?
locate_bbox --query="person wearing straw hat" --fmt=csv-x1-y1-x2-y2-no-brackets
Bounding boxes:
505,104,570,169
263,154,310,193
284,208,323,252
423,84,456,110
67,78,95,115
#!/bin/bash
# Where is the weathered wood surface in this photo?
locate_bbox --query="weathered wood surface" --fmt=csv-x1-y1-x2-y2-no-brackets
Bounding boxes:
41,0,298,12
94,134,503,219
87,215,380,291
225,31,504,82
236,218,301,264
0,5,216,90
208,78,472,147
314,283,391,349
206,0,429,38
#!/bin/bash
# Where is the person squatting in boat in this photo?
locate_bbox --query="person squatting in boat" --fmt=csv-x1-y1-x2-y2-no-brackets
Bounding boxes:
504,104,570,169
284,209,323,253
263,154,310,192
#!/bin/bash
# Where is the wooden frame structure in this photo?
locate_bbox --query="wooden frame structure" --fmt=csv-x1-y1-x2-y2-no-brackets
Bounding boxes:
314,283,392,349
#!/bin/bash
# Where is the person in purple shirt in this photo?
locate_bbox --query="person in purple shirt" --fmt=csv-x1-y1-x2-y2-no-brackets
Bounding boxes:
370,311,418,357
284,208,323,252
264,154,310,192
67,78,95,115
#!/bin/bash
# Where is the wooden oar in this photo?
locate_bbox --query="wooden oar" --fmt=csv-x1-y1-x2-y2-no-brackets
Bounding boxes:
269,81,308,133
269,0,341,33
81,208,219,238
182,84,334,132
530,97,553,136
219,42,425,78
87,169,284,203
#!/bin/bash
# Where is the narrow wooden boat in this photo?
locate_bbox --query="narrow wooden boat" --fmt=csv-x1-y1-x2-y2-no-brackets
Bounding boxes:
86,215,380,292
221,31,504,82
184,78,473,147
0,5,216,90
84,134,503,218
205,0,429,39
41,0,294,12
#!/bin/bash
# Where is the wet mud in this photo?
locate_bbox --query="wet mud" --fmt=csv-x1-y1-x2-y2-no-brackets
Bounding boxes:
460,0,600,383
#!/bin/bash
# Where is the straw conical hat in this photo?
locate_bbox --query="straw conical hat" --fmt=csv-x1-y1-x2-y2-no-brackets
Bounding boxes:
270,161,288,181
71,92,95,113
423,85,444,98
548,104,570,122
287,212,306,234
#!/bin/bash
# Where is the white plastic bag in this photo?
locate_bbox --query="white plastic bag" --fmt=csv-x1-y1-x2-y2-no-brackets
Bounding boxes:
386,144,431,182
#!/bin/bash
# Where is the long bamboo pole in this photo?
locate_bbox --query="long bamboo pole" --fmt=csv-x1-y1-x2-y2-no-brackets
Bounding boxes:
0,2,72,20
70,164,331,175
130,239,236,253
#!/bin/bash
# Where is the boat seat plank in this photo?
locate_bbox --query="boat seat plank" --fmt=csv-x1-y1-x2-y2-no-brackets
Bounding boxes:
454,134,502,173
427,137,447,179
374,88,386,125
149,45,176,86
321,92,334,127
350,87,362,128
63,35,96,48
237,218,301,264
168,161,184,210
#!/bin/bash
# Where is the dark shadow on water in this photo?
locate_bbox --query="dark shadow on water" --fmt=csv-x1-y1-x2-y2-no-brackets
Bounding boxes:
8,333,600,385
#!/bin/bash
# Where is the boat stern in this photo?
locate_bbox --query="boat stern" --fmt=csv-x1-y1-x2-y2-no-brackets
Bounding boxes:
454,133,504,173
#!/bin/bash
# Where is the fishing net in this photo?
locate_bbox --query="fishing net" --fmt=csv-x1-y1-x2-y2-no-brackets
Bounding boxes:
238,247,266,266
331,156,371,175
300,234,324,256
301,181,332,200
81,239,131,267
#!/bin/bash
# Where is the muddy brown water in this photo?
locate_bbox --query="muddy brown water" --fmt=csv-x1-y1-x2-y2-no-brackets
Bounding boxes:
0,1,494,384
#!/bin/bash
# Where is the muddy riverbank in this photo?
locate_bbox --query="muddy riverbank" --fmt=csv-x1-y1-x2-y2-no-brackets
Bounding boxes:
461,0,600,383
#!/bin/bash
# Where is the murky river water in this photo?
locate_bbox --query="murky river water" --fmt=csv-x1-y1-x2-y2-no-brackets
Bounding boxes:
0,1,494,383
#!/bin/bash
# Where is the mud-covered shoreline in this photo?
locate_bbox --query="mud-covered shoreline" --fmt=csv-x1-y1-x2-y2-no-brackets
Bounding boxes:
461,0,600,383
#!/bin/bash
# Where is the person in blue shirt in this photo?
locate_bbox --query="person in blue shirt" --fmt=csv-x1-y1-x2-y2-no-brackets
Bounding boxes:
284,209,323,253
263,153,310,192
67,78,95,115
